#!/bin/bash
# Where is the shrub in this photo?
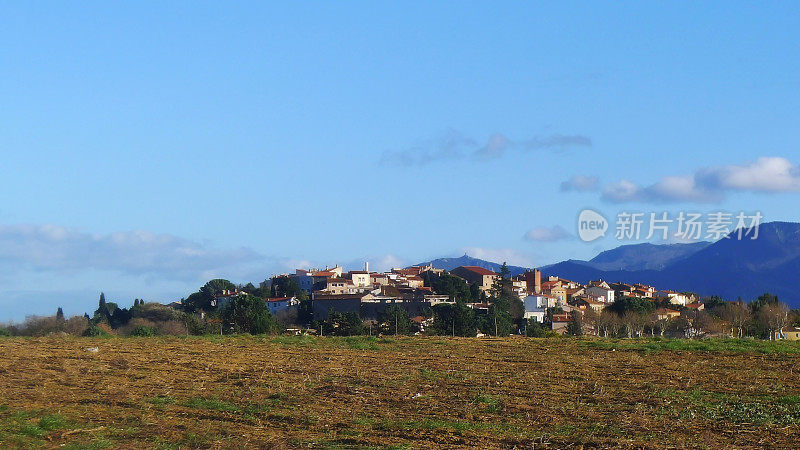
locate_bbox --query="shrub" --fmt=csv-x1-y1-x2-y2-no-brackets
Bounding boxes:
0,328,11,337
156,319,188,336
64,316,89,336
129,326,157,337
83,325,109,337
18,315,63,336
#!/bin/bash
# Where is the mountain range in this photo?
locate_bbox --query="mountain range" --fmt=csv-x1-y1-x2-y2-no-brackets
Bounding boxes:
416,222,800,307
414,254,529,276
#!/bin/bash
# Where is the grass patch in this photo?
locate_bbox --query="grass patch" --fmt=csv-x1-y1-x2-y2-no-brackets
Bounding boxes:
376,418,519,434
270,335,394,350
474,393,504,413
778,395,800,405
578,338,800,354
656,388,800,425
271,335,318,347
147,395,176,407
0,410,74,443
180,397,239,412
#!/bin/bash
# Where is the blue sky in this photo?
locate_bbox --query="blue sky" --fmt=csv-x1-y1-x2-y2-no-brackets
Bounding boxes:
1,2,799,321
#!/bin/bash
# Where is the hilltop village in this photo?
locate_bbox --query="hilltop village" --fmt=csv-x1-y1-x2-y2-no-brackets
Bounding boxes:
158,262,797,340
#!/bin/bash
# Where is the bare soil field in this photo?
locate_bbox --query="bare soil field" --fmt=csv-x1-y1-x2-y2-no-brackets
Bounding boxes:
1,336,799,449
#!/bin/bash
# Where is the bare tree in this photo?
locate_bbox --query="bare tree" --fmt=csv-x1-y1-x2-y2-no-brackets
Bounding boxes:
622,311,646,338
758,303,790,340
582,308,600,336
719,301,750,338
598,310,620,337
681,310,711,338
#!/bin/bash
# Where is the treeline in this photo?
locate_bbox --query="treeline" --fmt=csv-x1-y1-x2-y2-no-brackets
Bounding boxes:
2,268,799,340
578,293,800,340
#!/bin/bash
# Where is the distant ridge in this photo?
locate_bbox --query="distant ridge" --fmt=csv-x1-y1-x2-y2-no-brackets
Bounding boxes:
414,222,800,307
541,221,800,307
413,254,529,276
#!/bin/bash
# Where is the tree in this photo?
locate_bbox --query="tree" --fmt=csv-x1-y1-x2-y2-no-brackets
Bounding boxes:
701,295,726,310
270,276,304,298
219,294,277,335
582,308,600,336
318,311,364,336
679,309,711,338
525,318,546,337
203,279,237,296
423,271,474,302
718,300,750,338
609,297,657,316
432,302,476,337
621,311,646,338
480,301,514,336
757,303,789,340
566,311,584,337
597,310,621,338
378,305,413,335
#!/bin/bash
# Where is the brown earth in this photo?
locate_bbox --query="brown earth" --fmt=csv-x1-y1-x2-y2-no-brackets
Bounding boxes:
0,335,799,449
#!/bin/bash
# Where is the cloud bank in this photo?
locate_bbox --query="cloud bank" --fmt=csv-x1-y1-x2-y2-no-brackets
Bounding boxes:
524,226,572,242
381,130,591,166
601,157,800,203
560,175,600,192
0,224,263,281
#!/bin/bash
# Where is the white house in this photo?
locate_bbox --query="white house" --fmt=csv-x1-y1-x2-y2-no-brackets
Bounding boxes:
523,294,554,322
655,290,693,306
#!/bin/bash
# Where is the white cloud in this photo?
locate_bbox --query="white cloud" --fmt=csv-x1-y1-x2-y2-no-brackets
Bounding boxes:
381,130,591,166
0,224,262,281
601,157,800,203
560,175,600,192
697,157,800,192
459,247,532,267
524,225,572,242
601,179,643,202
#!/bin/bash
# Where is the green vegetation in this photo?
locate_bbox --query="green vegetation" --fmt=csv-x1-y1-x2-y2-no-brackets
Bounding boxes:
578,337,800,354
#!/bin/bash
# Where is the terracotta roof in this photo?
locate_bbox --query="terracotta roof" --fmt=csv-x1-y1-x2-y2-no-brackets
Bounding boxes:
267,297,292,302
313,271,335,277
459,266,497,276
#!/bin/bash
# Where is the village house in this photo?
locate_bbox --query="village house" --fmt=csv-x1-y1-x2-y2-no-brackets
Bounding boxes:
585,282,615,304
550,313,572,335
450,266,498,294
655,290,695,306
546,285,568,304
265,296,299,315
565,287,585,302
654,308,681,321
571,296,606,312
212,289,244,308
522,294,551,322
780,327,800,341
633,284,656,298
524,293,559,309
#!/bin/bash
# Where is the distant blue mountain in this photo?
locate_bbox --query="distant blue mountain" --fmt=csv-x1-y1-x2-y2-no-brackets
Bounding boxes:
541,222,800,307
414,254,529,276
587,241,712,271
418,222,800,307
